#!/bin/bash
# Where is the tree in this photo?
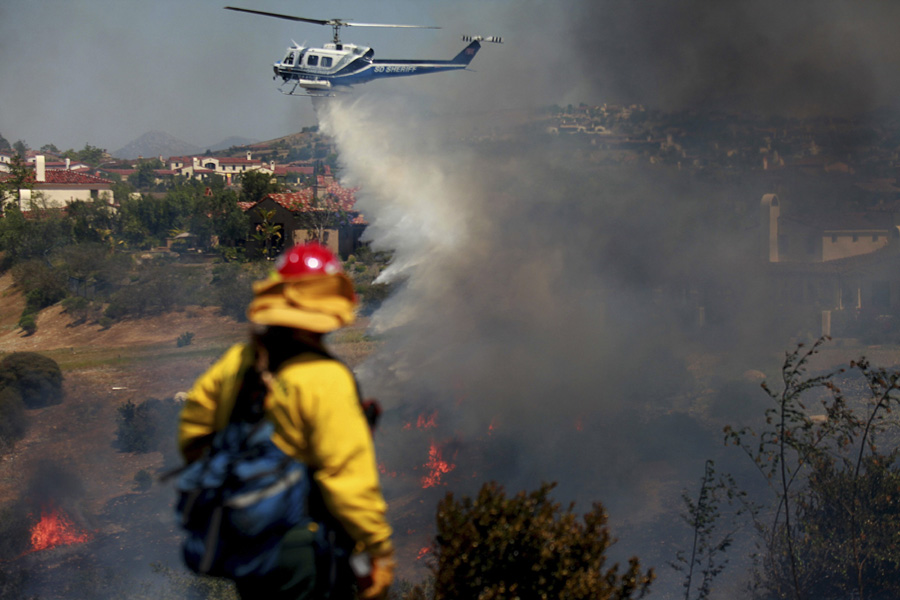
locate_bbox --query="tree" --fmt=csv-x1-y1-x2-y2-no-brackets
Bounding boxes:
0,154,33,213
251,208,282,259
12,140,27,158
429,481,654,600
189,185,248,249
39,143,60,154
128,159,163,190
73,143,104,167
0,133,10,151
239,169,280,204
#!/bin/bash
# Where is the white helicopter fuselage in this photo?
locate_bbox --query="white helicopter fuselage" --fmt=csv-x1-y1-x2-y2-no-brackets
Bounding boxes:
273,40,485,95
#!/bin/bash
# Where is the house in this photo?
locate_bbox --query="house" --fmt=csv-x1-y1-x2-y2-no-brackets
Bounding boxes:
760,193,900,336
168,151,274,184
760,193,893,263
0,155,114,210
241,182,366,258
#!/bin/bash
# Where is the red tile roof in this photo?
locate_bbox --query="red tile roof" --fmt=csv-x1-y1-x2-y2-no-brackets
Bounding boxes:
258,182,358,213
0,169,112,186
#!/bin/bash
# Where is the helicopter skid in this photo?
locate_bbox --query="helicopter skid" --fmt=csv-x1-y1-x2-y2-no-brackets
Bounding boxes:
278,78,350,97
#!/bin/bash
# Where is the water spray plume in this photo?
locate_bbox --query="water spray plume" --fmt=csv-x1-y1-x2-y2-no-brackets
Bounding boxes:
317,97,475,304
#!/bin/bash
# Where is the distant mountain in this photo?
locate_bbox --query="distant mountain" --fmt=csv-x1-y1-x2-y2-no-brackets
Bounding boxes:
206,136,259,152
112,131,202,160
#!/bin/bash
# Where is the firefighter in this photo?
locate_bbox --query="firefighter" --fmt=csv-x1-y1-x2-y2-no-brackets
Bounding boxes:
178,242,394,600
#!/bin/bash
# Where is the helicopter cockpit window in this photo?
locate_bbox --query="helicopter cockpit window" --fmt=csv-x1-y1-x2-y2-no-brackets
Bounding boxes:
307,55,319,66
284,52,296,65
321,56,333,68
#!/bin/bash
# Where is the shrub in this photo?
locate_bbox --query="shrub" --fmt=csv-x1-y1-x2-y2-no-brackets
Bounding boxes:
176,331,195,347
17,313,36,335
133,469,153,492
430,481,654,600
210,262,267,321
115,397,181,454
0,352,63,408
0,387,27,451
724,340,900,600
11,258,67,312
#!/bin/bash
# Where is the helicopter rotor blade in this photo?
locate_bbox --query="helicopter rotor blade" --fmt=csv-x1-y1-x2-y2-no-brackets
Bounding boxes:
224,7,438,30
224,7,330,27
343,22,441,29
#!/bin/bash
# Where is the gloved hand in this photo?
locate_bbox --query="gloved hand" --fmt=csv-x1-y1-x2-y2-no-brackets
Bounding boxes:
357,551,396,600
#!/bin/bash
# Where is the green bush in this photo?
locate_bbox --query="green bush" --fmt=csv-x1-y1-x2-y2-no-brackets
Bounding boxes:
176,331,195,347
430,482,654,600
17,313,36,335
0,352,63,408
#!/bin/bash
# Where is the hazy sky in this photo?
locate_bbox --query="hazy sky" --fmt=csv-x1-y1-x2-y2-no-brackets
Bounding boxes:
6,0,900,154
0,0,522,152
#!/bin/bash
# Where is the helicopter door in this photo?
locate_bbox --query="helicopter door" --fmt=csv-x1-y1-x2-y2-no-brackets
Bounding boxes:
306,54,333,72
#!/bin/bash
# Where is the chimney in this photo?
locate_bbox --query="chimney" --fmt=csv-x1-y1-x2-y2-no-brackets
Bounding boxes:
36,155,46,183
761,194,780,262
65,157,71,170
247,150,252,161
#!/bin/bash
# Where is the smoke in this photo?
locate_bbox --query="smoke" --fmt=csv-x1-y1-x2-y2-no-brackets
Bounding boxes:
308,1,900,589
565,0,900,117
317,91,789,592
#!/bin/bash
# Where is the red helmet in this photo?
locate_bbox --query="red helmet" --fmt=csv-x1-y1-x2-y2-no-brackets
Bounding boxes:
275,243,343,278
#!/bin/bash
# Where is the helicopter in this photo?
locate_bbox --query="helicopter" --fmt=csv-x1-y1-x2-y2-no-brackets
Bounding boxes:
225,6,501,96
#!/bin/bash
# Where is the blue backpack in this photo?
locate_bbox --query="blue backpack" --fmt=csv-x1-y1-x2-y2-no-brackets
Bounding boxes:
174,364,315,579
175,417,310,578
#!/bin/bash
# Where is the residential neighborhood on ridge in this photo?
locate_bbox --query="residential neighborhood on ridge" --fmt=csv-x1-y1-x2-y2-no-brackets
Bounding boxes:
6,103,900,340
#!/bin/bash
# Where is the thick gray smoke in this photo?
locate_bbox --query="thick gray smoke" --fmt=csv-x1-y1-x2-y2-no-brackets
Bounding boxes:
565,0,900,116
318,95,777,593
311,0,900,591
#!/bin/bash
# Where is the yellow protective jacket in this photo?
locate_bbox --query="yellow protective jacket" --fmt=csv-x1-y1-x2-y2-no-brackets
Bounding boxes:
178,343,393,557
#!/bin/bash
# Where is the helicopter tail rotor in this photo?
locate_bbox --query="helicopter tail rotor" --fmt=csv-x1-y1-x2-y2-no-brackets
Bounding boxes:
462,35,502,43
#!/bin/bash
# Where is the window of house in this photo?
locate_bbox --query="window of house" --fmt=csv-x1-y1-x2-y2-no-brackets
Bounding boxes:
831,234,838,243
853,234,859,242
873,234,879,242
307,55,319,66
90,189,98,199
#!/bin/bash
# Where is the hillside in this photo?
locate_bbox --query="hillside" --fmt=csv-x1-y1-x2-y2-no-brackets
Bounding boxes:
0,272,411,598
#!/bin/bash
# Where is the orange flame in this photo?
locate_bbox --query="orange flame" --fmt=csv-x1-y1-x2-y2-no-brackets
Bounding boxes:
421,442,455,488
416,412,438,429
378,462,397,478
30,504,91,552
417,547,431,560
